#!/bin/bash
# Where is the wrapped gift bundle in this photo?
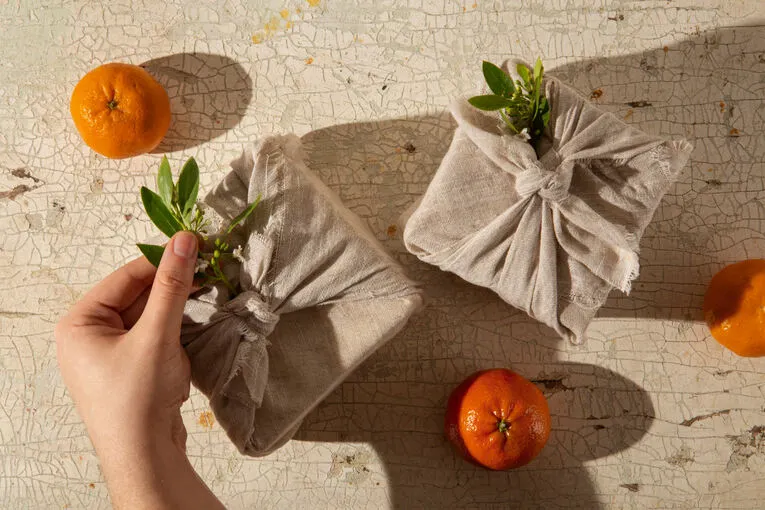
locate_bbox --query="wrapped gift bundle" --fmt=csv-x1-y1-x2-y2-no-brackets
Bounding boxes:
403,74,692,344
182,135,423,456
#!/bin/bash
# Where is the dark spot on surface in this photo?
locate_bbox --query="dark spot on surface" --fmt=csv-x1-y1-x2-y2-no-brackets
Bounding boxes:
124,214,134,221
704,179,722,187
386,224,397,238
52,200,65,212
590,88,603,100
625,101,652,108
346,76,352,84
11,168,42,183
88,483,95,489
713,369,733,377
728,128,740,137
0,184,32,200
620,483,640,492
531,378,570,394
403,142,416,153
346,455,354,463
680,409,731,427
382,84,388,91
593,424,606,430
639,57,655,72
362,466,370,472
607,14,624,21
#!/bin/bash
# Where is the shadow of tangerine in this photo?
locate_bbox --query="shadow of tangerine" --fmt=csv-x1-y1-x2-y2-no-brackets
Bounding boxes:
140,53,252,153
295,336,654,508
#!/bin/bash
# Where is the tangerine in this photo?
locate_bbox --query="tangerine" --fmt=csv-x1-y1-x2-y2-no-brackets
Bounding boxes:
704,259,765,357
70,63,171,159
445,368,551,470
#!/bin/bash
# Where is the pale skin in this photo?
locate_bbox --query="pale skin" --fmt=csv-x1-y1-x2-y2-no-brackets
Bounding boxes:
55,231,226,509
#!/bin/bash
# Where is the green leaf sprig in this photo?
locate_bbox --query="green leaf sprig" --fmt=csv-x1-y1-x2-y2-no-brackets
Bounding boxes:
468,58,550,148
137,155,261,294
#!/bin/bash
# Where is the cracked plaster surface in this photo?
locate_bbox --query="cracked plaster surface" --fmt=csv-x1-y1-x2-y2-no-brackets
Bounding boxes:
1,0,764,508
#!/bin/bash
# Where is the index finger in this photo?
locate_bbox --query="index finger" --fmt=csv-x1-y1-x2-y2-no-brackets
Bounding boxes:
79,256,158,314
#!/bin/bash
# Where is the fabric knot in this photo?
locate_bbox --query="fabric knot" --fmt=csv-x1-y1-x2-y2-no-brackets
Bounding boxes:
223,290,279,338
515,149,570,203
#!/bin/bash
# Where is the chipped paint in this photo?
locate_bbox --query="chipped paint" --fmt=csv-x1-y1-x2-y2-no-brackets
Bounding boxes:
198,410,215,430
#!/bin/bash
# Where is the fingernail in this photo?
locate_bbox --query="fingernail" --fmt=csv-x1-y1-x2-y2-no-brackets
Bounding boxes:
173,231,197,259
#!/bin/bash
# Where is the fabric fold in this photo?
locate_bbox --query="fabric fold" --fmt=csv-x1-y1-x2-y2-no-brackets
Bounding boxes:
404,75,692,343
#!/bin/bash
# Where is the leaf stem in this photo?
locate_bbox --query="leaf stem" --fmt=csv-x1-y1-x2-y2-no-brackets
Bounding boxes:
499,110,519,133
211,261,236,294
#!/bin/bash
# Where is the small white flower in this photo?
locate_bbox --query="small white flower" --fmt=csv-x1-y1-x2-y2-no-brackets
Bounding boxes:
194,258,209,273
232,245,245,263
516,127,531,141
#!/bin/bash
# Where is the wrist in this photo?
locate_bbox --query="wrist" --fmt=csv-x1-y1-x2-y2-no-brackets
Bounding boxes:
92,418,225,510
95,427,187,508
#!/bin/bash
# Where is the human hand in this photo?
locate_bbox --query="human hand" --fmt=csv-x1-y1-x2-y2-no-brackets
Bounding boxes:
56,231,224,509
56,231,197,454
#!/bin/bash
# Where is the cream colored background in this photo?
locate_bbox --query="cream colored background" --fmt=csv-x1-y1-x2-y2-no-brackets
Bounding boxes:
1,1,764,508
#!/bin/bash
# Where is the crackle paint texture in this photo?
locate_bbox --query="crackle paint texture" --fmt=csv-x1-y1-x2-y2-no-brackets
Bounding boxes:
1,1,765,508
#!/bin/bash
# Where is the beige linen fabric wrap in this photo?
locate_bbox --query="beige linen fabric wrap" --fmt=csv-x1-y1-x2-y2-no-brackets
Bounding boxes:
403,76,692,344
182,135,422,456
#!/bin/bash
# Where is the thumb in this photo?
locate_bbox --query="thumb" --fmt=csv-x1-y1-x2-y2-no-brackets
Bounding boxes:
137,231,198,338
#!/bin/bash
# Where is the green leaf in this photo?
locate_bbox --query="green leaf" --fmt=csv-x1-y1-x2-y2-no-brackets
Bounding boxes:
467,95,514,111
534,57,543,84
137,243,165,268
226,195,262,234
482,61,514,97
516,63,531,88
157,156,174,207
177,157,199,218
534,58,544,102
141,187,184,238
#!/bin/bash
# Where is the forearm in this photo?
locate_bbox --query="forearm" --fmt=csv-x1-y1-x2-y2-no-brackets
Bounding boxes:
95,434,225,510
